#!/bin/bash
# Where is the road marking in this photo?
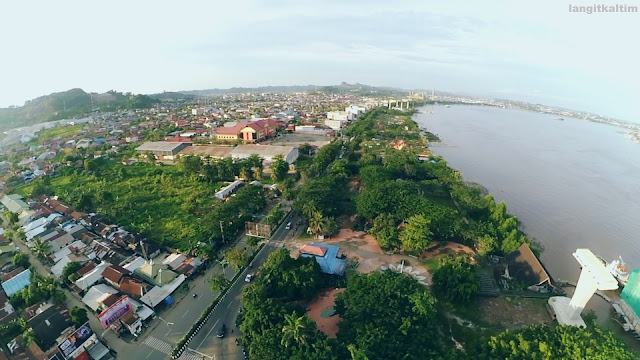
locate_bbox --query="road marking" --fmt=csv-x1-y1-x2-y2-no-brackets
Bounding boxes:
181,310,190,319
178,350,207,360
143,336,172,354
165,329,172,337
186,348,214,359
227,301,234,309
195,319,219,350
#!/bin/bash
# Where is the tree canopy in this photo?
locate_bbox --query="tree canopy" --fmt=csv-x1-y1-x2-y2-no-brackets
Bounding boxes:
471,324,637,360
335,271,450,360
400,214,433,252
431,255,480,305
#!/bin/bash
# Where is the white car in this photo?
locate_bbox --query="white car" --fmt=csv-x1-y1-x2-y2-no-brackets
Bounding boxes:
245,274,255,282
285,222,292,230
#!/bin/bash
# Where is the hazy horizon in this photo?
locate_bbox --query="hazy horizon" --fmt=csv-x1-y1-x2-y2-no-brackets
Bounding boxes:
1,0,638,123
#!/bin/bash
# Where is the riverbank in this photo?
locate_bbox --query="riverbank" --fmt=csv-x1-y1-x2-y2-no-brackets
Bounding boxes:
413,104,640,282
413,104,640,350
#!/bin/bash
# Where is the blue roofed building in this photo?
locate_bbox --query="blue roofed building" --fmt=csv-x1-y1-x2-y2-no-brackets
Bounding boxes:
1,269,32,296
300,243,346,276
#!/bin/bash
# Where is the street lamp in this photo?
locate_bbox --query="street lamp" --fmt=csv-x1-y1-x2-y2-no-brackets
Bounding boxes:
217,259,229,276
158,316,174,327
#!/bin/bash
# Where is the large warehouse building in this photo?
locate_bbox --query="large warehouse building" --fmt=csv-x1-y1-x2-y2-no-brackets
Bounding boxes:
230,144,298,164
135,142,191,160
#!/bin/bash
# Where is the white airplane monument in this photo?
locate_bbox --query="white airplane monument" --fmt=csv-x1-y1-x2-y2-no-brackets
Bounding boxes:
548,248,618,327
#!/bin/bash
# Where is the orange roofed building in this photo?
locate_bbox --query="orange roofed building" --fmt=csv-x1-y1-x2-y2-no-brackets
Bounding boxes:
214,120,283,143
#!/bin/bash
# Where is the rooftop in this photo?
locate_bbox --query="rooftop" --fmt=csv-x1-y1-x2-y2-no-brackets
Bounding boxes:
300,243,346,276
1,269,31,297
506,243,551,286
178,145,234,158
231,144,296,158
135,141,187,152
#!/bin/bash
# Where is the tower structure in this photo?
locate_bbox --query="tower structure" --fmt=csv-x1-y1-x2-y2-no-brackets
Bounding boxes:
548,248,618,327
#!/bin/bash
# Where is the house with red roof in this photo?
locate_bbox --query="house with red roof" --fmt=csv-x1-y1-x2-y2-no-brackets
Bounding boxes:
214,119,284,143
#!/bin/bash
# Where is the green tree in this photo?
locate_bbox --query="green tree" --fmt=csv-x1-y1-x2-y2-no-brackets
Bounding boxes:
501,229,525,254
31,238,51,260
431,255,479,305
224,248,248,271
178,155,203,174
281,312,314,348
21,328,36,346
146,151,156,164
70,306,88,326
308,211,329,236
476,235,498,256
348,345,369,360
399,214,433,252
369,213,399,250
12,253,30,269
15,228,26,242
270,155,290,182
335,271,448,360
61,261,84,283
472,324,637,360
247,236,261,248
2,228,15,241
5,211,19,225
260,248,323,300
209,274,231,292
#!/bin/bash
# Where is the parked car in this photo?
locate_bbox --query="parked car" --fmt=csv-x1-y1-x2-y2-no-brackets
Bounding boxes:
245,274,255,282
217,324,226,338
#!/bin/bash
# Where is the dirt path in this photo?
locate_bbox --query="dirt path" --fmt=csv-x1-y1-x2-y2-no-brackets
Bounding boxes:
306,288,344,338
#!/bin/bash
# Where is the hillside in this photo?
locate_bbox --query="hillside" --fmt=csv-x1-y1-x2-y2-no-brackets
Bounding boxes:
0,88,159,132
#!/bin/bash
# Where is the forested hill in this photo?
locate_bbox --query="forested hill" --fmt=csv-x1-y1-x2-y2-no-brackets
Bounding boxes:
0,88,159,132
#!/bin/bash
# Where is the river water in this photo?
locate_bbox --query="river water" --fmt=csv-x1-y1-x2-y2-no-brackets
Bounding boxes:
414,105,640,282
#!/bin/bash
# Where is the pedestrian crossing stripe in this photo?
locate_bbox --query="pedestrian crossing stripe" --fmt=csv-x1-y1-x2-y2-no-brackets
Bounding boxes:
143,336,172,354
178,351,203,360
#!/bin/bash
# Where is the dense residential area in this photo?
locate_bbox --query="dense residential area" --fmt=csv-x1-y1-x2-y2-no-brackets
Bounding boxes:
0,88,637,360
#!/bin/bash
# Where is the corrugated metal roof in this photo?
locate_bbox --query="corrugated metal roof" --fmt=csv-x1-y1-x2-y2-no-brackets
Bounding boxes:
135,141,186,152
1,269,31,296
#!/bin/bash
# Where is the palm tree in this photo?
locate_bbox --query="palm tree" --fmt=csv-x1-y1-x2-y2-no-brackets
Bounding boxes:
308,211,328,236
301,203,318,218
281,312,312,348
348,344,369,360
32,238,51,260
15,228,26,242
2,229,15,241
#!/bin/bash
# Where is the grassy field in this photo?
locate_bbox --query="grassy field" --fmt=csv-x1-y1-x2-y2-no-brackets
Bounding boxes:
32,124,86,143
16,161,224,250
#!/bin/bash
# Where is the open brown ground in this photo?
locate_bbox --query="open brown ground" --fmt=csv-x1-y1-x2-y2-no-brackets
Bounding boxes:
306,288,345,338
477,296,552,330
290,229,433,283
422,241,476,259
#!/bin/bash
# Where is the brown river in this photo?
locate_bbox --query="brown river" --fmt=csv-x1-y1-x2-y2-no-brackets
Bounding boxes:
414,105,640,283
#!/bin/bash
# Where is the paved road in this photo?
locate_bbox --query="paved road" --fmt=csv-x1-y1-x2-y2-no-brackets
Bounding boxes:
187,211,304,360
129,233,256,360
1,207,304,360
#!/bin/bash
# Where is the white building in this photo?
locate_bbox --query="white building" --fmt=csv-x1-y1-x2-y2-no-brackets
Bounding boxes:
327,111,351,121
215,180,244,199
192,108,205,116
325,118,347,130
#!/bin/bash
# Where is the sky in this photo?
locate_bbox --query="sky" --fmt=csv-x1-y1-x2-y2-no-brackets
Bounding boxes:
1,0,639,122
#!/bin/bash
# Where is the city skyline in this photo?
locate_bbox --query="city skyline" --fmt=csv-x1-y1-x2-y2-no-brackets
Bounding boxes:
1,0,638,122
